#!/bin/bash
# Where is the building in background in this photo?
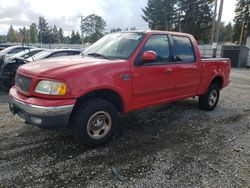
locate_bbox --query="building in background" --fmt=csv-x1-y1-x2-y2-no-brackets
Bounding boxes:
246,37,250,67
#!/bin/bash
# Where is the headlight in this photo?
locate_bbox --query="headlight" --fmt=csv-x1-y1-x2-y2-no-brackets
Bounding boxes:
35,80,67,95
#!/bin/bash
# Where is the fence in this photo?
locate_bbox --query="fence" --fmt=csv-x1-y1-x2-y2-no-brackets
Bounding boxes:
0,42,89,50
198,45,222,58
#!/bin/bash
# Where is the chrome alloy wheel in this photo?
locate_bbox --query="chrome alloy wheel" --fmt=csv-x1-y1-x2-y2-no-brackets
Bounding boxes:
209,90,218,107
87,111,112,140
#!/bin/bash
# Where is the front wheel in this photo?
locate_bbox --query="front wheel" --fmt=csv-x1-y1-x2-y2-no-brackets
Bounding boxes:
72,98,118,147
198,83,220,111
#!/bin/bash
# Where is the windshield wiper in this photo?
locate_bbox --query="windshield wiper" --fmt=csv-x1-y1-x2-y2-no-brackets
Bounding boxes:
86,53,111,60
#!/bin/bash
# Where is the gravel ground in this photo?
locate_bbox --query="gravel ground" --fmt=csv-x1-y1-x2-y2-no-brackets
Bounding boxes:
0,68,250,187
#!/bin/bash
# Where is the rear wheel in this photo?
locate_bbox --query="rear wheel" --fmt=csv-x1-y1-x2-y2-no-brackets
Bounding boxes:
198,83,220,111
72,98,118,147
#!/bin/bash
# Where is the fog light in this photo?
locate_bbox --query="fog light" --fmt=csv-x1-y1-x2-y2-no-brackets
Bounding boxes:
30,117,42,124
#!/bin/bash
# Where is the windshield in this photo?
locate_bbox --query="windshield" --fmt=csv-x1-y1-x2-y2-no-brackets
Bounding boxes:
11,49,31,58
26,51,51,62
83,32,145,60
0,46,16,55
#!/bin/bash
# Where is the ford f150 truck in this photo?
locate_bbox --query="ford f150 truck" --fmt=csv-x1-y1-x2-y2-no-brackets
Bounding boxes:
9,31,231,146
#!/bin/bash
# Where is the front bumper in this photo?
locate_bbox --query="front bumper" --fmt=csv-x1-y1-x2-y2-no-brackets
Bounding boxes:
9,87,75,128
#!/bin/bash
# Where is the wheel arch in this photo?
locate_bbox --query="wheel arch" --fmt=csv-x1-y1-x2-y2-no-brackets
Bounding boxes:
70,89,125,124
210,76,224,89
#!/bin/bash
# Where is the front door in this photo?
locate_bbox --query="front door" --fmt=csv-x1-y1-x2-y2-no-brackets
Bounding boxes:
132,34,175,109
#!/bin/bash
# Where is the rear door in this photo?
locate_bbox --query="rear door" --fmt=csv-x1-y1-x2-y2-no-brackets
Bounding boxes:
171,35,201,98
132,34,175,109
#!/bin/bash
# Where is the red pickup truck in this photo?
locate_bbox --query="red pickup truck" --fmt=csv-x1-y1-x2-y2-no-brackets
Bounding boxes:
9,31,231,146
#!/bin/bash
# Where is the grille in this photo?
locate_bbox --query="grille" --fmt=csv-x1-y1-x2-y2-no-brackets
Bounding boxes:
15,73,32,92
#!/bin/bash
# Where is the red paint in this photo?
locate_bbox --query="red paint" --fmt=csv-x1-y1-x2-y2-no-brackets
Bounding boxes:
10,31,231,114
142,51,157,61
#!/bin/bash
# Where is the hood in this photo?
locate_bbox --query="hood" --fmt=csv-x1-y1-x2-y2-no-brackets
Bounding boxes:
18,56,124,78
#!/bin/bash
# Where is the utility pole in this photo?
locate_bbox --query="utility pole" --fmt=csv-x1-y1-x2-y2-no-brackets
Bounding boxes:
239,21,245,45
210,0,218,44
212,0,224,58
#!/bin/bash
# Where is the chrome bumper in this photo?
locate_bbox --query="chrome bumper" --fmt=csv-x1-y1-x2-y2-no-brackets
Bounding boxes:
9,95,74,116
9,95,74,128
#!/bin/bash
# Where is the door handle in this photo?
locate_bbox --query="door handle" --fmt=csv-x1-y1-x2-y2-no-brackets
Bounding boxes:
192,67,198,71
164,69,173,74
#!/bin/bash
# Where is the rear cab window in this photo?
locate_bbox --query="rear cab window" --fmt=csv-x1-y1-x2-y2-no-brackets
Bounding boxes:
172,35,196,63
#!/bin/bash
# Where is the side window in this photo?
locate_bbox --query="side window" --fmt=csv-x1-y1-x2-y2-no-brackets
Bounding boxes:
49,51,69,58
172,36,195,62
142,35,170,63
70,51,80,55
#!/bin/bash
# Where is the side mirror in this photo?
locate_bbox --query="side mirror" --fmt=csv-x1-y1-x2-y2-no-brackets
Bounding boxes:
142,51,157,62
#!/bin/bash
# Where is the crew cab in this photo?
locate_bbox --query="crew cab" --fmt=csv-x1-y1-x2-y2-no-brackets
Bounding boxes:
9,31,231,146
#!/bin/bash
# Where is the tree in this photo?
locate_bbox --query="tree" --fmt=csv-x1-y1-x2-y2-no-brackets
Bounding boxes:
130,26,137,30
19,27,30,43
232,0,250,44
38,17,51,43
30,23,38,43
58,28,64,43
142,0,214,43
178,0,214,43
75,31,81,44
7,25,18,42
0,35,7,43
80,14,106,43
71,30,81,44
51,25,60,43
110,27,122,33
219,22,233,42
142,0,177,30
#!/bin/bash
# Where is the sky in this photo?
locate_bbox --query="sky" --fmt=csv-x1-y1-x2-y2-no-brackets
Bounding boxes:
0,0,237,35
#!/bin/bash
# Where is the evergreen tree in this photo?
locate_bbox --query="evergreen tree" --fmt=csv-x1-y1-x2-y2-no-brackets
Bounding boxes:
142,0,214,43
219,22,233,42
38,17,51,43
7,25,17,42
178,0,213,43
19,27,30,43
142,0,177,30
75,31,81,44
110,27,122,33
232,0,250,44
130,26,137,30
71,31,81,44
71,30,76,44
0,35,7,43
30,23,38,43
51,25,60,43
58,28,64,43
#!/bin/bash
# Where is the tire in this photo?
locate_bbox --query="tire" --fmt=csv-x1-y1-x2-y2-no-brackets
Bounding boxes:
72,98,118,147
198,83,220,111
